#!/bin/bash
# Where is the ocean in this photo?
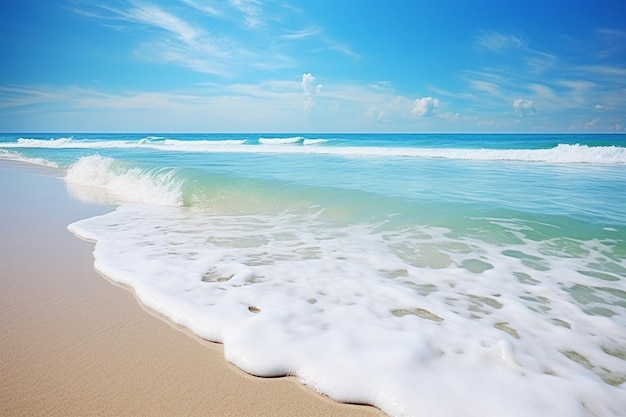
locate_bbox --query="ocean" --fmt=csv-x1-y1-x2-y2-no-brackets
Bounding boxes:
1,133,625,416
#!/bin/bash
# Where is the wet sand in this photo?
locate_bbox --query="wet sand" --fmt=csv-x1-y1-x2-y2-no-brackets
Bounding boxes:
0,160,383,417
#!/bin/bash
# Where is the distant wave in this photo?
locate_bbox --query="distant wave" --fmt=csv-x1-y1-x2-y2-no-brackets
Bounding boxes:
411,144,626,164
137,136,167,144
257,137,328,146
2,138,624,164
137,136,249,146
258,136,304,145
5,137,249,150
7,136,138,149
16,137,74,147
302,138,329,145
160,139,248,147
250,143,625,164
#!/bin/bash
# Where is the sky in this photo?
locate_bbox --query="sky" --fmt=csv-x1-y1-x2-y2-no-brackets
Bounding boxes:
1,0,626,133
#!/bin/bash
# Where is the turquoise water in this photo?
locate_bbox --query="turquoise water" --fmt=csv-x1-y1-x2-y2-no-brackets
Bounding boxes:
2,133,625,416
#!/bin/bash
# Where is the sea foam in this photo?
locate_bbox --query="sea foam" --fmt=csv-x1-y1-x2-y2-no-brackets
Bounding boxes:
3,137,625,164
0,149,60,168
6,132,624,416
68,204,626,417
65,155,184,206
258,136,305,145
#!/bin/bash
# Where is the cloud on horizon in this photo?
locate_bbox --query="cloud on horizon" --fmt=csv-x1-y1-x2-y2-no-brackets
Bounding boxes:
2,1,624,133
412,97,440,117
513,98,535,116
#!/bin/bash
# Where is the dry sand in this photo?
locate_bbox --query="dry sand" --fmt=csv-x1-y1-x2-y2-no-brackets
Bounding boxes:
0,160,384,417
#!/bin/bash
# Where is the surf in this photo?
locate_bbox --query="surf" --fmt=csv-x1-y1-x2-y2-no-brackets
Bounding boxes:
3,134,625,164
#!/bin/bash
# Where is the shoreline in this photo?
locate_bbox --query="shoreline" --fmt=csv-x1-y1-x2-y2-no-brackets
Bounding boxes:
0,159,383,417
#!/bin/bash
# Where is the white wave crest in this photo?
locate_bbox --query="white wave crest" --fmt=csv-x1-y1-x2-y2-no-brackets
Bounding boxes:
258,136,304,145
303,138,329,145
64,155,183,206
0,149,60,168
3,137,624,164
330,143,626,164
68,205,626,417
14,137,74,147
161,139,248,147
3,136,140,150
137,136,167,145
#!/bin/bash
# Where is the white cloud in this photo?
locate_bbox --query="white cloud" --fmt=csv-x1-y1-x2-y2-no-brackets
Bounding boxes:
585,118,599,129
437,112,479,124
124,4,203,43
513,98,535,116
412,97,440,117
282,26,321,40
302,73,322,112
181,0,222,17
469,80,501,96
559,80,595,92
525,51,556,74
476,30,524,51
229,0,264,29
4,79,432,130
366,104,383,121
72,2,302,77
0,83,307,132
596,28,626,59
302,73,321,95
529,83,556,100
556,80,596,108
581,65,626,82
77,3,240,75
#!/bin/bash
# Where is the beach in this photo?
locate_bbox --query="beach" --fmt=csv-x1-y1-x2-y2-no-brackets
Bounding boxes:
0,159,383,417
1,133,625,417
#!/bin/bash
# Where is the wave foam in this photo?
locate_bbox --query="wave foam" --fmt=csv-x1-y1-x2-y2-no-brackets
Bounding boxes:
0,149,60,168
65,155,184,206
160,139,248,148
68,206,626,417
323,143,626,164
2,137,625,164
303,138,329,145
258,136,304,145
17,137,74,147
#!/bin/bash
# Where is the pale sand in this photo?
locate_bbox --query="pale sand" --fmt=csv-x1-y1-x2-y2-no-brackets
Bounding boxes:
0,160,384,417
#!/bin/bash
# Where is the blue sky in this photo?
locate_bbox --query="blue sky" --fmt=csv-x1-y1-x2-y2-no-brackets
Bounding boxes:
1,0,625,133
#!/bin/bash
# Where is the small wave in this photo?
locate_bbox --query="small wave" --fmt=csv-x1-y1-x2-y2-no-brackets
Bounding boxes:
2,136,129,150
0,149,60,168
138,136,167,144
3,137,623,164
258,136,304,145
302,139,328,145
67,203,626,417
436,144,626,164
150,141,624,164
65,155,184,206
12,137,74,148
325,143,626,164
161,139,248,147
546,143,626,164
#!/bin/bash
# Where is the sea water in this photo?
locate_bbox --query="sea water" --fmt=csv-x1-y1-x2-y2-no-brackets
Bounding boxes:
1,133,625,416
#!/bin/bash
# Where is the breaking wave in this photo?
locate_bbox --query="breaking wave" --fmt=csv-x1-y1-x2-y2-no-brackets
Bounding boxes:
64,155,184,206
2,136,625,164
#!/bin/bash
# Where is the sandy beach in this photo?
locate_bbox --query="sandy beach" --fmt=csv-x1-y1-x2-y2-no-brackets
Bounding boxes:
0,160,383,417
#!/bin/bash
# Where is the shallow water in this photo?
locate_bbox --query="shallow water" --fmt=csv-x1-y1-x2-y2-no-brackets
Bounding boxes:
2,133,625,416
